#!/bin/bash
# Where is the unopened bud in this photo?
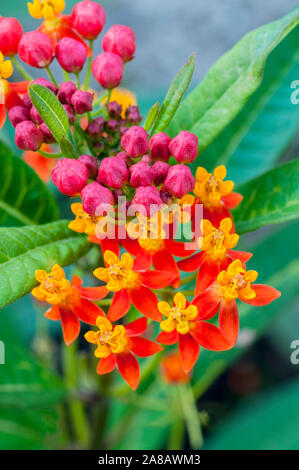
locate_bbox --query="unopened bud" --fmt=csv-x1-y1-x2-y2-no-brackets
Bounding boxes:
92,52,124,89
58,81,77,105
169,130,198,164
164,164,195,198
120,125,149,158
149,132,171,162
130,161,154,187
56,37,87,73
71,90,94,114
71,0,106,40
18,31,53,68
15,120,43,151
8,105,30,127
51,158,88,196
102,25,136,63
98,156,129,189
81,181,114,215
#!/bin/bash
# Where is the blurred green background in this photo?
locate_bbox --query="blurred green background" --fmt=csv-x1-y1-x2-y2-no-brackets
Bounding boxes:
0,0,299,450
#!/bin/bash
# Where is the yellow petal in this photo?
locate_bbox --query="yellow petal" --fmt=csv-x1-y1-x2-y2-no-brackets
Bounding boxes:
219,180,234,196
214,165,226,181
160,318,176,333
185,304,198,320
202,219,214,235
27,1,43,19
244,270,258,283
0,60,13,79
219,217,232,233
173,292,186,309
93,267,109,282
104,250,119,266
157,301,171,315
195,166,208,182
120,252,134,270
96,316,112,330
84,330,98,344
35,269,47,282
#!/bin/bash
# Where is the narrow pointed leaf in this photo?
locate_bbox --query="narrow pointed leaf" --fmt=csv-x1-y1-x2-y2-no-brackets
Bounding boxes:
143,101,159,132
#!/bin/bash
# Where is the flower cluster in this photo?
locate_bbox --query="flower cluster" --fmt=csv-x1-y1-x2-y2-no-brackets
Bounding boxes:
0,1,281,390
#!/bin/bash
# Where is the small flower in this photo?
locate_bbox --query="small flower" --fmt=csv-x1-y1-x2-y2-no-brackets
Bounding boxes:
28,0,65,21
0,52,13,81
85,316,162,390
93,250,175,322
32,264,108,345
193,259,281,347
0,17,23,56
157,293,231,373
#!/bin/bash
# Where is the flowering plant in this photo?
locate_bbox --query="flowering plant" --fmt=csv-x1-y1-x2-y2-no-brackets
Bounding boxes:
0,0,298,451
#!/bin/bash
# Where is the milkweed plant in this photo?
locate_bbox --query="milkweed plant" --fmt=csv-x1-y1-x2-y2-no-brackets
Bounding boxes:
0,0,298,450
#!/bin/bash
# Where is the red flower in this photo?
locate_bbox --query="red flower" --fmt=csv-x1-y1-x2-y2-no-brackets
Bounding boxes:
85,316,162,390
32,264,108,345
156,293,232,373
192,259,281,347
93,250,176,323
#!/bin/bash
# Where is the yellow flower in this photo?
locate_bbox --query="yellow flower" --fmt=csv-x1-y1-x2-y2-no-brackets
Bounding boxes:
101,87,137,117
127,211,167,253
158,293,198,335
85,316,128,358
199,217,239,261
0,52,13,80
28,0,65,21
217,259,258,302
68,203,107,237
93,251,139,292
194,165,234,207
32,264,72,305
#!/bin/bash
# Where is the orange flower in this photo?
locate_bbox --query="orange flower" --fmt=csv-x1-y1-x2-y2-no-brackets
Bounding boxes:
191,165,243,229
23,144,57,182
93,250,176,323
32,264,108,345
157,293,231,373
192,259,281,347
85,316,162,390
178,217,252,294
161,352,189,384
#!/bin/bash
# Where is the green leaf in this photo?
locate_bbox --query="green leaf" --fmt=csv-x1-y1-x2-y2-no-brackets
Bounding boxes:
59,136,79,158
143,101,159,132
167,7,299,155
0,141,59,227
234,159,299,234
205,378,299,450
29,84,72,144
0,220,90,309
197,24,299,180
0,345,65,409
151,53,195,134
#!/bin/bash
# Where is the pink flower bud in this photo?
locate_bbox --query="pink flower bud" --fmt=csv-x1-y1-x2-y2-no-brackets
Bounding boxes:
78,154,98,179
86,121,101,138
152,161,170,185
149,132,171,162
51,158,88,196
0,17,23,56
32,77,57,94
30,105,43,125
8,105,30,127
71,0,106,40
92,52,123,89
98,156,129,189
71,90,94,114
58,81,77,105
102,25,136,63
121,125,149,158
63,104,75,124
169,130,198,164
116,151,129,164
164,164,195,198
81,182,114,215
23,94,32,108
56,37,87,73
15,120,43,151
132,186,162,217
130,161,154,187
40,122,55,144
18,31,53,68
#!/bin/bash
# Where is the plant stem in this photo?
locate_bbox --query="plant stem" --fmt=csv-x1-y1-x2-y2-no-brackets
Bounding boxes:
62,342,90,448
46,66,59,88
74,120,95,155
168,419,185,450
63,70,70,81
180,272,197,286
83,40,93,91
177,383,204,449
75,73,81,89
11,56,33,81
38,149,62,159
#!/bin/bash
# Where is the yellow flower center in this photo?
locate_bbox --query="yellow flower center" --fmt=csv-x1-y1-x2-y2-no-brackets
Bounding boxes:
85,317,128,358
0,52,13,81
28,0,65,21
199,217,239,261
94,251,139,292
32,264,73,305
158,293,198,335
194,165,234,207
217,259,258,302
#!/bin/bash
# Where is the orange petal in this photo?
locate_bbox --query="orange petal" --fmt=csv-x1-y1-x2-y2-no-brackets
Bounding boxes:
75,285,109,300
72,298,105,325
60,309,80,346
120,238,141,256
152,250,180,288
130,286,162,321
228,250,253,264
243,284,281,307
222,192,243,209
129,337,163,357
164,239,197,258
192,287,220,320
45,304,61,320
71,275,83,287
125,317,147,337
0,104,6,129
191,321,232,351
178,252,205,273
195,262,221,295
178,332,200,373
156,330,178,345
218,299,239,346
116,352,140,390
139,270,176,289
97,355,117,375
108,289,131,322
100,238,120,258
133,250,152,270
